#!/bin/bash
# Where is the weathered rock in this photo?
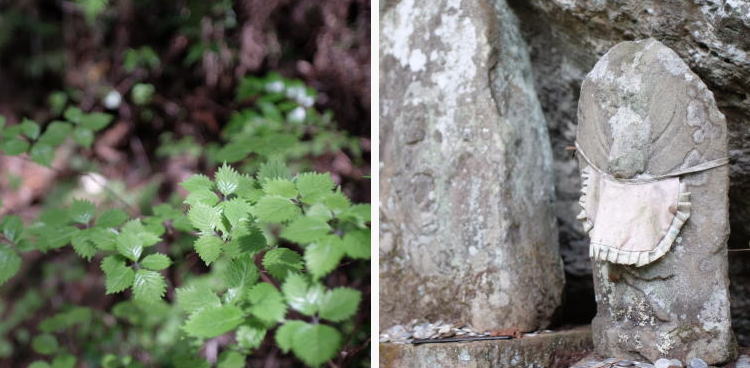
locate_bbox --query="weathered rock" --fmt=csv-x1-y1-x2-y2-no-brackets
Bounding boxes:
379,0,564,331
380,327,593,368
506,0,750,341
577,39,736,364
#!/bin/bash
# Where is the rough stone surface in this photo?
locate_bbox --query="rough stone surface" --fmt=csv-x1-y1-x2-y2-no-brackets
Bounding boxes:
577,39,736,365
379,0,564,331
506,0,750,339
380,327,593,368
576,351,750,368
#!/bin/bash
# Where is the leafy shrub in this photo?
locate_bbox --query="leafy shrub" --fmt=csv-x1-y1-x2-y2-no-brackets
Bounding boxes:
0,73,370,367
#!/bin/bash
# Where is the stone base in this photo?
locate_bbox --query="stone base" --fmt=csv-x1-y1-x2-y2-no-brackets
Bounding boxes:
379,327,592,368
573,351,750,368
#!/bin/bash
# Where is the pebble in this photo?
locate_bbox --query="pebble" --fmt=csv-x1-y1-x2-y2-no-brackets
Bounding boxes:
412,323,434,339
634,363,654,368
687,358,707,368
379,321,498,343
616,360,635,366
380,325,411,343
654,358,682,368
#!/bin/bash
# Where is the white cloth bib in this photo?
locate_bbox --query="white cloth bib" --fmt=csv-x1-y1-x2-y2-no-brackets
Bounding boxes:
578,165,690,267
576,143,728,267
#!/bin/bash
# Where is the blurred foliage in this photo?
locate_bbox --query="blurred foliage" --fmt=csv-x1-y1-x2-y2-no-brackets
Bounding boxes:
0,0,370,366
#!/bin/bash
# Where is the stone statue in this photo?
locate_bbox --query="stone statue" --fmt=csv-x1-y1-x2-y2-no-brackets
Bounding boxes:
576,38,736,364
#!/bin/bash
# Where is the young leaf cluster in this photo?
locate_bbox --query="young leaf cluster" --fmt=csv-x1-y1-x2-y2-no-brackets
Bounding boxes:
0,107,113,166
178,162,370,365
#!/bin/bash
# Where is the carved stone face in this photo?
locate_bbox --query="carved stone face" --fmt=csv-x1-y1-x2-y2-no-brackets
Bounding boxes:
606,107,651,179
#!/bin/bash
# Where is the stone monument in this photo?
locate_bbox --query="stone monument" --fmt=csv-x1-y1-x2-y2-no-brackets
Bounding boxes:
576,38,736,364
380,0,564,332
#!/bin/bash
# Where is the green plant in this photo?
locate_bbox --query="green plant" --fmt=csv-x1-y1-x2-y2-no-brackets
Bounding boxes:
0,74,370,366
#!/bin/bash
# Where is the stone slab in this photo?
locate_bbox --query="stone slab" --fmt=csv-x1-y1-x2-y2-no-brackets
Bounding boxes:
380,327,593,368
574,350,750,368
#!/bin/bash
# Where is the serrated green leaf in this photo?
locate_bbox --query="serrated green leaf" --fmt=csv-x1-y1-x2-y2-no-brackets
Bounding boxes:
216,163,241,195
80,112,113,131
30,143,54,166
221,198,252,230
225,254,259,289
319,288,361,322
322,191,350,211
235,323,266,351
101,256,134,294
2,215,23,243
71,229,98,260
262,178,297,198
263,248,303,280
252,195,300,223
116,230,142,262
132,269,166,303
1,138,29,155
305,236,345,279
51,354,76,368
183,304,244,338
96,209,129,228
235,175,262,202
72,127,94,148
296,173,335,204
184,189,220,207
40,307,91,333
280,216,330,244
70,199,95,224
217,351,246,368
38,207,71,226
291,323,341,366
20,118,40,139
258,159,290,180
0,245,21,285
232,224,267,255
342,229,370,259
176,285,221,313
275,320,308,353
88,227,117,251
247,282,286,324
1,124,20,139
39,226,79,250
121,219,161,246
339,204,371,227
38,121,72,146
282,273,323,316
306,203,333,219
63,107,83,123
188,202,222,233
214,142,251,163
179,174,214,193
140,253,171,270
245,134,297,156
194,234,223,265
31,333,59,355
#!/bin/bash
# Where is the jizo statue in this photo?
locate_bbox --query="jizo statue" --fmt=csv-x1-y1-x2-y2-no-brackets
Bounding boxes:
576,39,736,364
